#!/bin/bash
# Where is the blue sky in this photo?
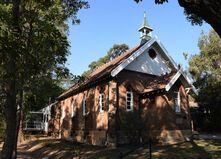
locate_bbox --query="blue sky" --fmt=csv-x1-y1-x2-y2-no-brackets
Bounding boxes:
67,0,211,75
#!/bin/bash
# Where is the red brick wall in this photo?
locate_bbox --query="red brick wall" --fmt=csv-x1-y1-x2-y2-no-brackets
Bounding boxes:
58,83,109,144
116,70,191,144
54,69,191,145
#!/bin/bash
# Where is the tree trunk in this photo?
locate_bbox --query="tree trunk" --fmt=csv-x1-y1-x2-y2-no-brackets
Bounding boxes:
178,0,221,38
1,56,17,159
14,90,24,158
1,0,20,158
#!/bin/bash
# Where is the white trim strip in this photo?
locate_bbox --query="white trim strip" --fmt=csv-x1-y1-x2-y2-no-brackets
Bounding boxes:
180,72,198,95
165,70,182,91
111,38,156,77
165,69,198,95
156,39,178,70
110,38,179,77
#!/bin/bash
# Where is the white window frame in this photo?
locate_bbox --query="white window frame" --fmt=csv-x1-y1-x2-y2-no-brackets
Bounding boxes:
82,97,86,116
99,93,105,113
174,91,181,113
62,106,65,119
126,91,133,111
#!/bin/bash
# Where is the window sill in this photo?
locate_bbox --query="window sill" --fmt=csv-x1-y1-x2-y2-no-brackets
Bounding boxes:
126,109,133,112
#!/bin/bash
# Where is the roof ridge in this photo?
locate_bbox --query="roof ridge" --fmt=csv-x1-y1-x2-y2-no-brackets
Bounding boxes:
58,45,141,100
88,46,139,78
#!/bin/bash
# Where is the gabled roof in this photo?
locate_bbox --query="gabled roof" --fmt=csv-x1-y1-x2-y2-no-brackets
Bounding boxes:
141,69,198,95
142,71,176,93
110,37,178,77
57,44,143,100
58,37,197,100
165,69,198,95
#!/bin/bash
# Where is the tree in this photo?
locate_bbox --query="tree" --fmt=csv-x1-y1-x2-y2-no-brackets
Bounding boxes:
189,30,221,131
107,44,129,60
0,0,88,158
82,44,129,77
134,0,221,38
24,76,64,111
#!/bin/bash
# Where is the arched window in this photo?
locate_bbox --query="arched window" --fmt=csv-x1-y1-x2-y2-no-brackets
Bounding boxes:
99,93,105,113
174,91,181,113
82,96,86,116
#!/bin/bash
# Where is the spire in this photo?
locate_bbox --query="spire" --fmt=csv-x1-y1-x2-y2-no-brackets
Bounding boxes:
138,12,153,44
143,11,148,27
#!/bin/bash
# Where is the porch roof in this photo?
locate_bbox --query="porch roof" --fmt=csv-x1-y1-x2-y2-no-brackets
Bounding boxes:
139,69,198,98
139,72,176,98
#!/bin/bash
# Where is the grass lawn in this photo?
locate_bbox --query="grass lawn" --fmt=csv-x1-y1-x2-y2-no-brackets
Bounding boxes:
1,138,221,159
124,139,221,159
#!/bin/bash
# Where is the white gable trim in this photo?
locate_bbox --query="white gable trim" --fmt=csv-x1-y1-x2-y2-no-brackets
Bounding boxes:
111,38,156,77
181,72,198,95
165,69,198,95
165,70,182,91
156,39,178,70
111,38,178,77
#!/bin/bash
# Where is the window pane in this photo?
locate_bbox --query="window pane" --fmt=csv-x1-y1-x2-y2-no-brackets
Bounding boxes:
127,106,131,109
100,93,105,112
126,91,133,111
174,91,180,113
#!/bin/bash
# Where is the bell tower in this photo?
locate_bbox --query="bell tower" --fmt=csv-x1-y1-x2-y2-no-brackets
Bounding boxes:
138,12,153,44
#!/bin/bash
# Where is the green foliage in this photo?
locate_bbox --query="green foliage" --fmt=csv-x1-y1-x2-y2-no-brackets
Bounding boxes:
0,3,89,156
107,44,129,60
24,77,64,111
0,0,89,111
82,44,129,77
196,81,221,131
189,30,221,82
134,0,168,4
189,30,221,131
184,9,203,26
134,0,203,26
0,113,5,139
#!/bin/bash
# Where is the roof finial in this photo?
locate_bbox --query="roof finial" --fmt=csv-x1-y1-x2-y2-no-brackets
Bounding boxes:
138,11,153,44
143,11,147,25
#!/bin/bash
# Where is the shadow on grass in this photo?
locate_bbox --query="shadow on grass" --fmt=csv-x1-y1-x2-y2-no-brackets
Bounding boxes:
124,140,215,159
17,139,126,159
13,139,221,159
195,139,221,159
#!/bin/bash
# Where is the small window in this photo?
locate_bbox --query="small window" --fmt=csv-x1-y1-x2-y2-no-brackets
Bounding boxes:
62,106,65,119
82,97,86,116
71,104,74,117
126,91,133,111
99,93,105,112
148,48,157,59
174,91,181,113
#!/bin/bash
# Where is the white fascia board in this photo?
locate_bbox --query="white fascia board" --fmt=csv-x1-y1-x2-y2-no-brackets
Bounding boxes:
189,84,198,95
111,38,157,77
156,39,198,95
165,69,182,91
156,39,178,70
180,72,198,95
165,69,198,95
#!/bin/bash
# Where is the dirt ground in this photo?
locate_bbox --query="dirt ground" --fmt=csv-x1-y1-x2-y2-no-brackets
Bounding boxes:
0,137,221,159
0,138,133,159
